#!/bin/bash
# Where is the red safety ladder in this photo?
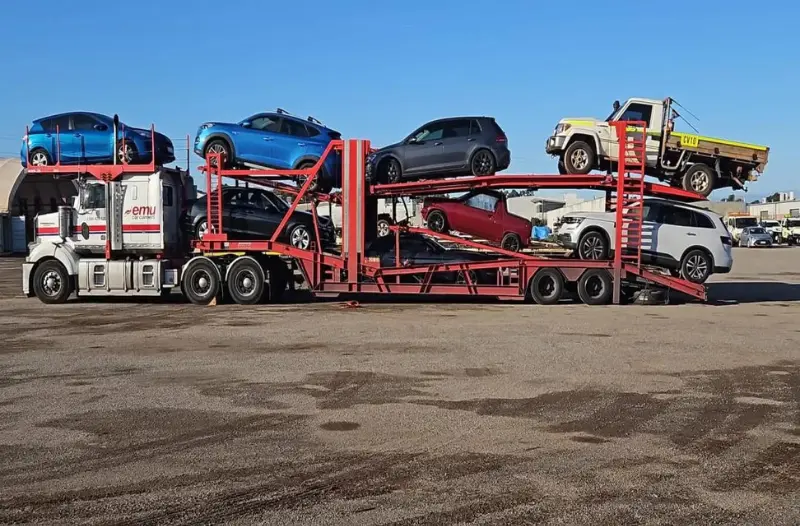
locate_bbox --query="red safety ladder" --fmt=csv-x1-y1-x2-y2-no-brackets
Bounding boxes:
612,121,647,267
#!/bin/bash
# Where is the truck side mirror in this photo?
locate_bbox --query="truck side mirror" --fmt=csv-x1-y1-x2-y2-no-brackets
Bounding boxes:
613,100,620,111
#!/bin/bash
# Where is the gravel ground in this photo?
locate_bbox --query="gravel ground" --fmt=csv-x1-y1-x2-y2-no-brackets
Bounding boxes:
0,248,798,525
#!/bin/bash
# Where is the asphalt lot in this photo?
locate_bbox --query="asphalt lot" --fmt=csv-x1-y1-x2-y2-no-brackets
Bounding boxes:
0,249,798,525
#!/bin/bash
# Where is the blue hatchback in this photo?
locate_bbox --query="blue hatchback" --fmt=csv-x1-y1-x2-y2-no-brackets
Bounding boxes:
194,109,342,192
21,112,175,168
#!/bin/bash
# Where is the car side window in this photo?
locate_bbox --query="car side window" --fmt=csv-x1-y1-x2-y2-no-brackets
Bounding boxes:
465,193,499,212
250,116,281,133
402,236,431,255
661,205,693,227
443,119,471,139
226,190,245,206
642,203,661,222
41,116,71,133
412,123,446,142
72,114,99,131
617,103,653,127
693,211,714,228
280,119,310,137
305,125,320,137
469,119,482,135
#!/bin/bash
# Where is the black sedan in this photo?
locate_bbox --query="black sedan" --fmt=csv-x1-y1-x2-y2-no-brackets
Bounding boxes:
365,232,499,284
187,187,336,249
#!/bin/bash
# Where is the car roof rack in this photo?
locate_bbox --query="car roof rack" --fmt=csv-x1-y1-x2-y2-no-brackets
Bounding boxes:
307,116,323,125
276,108,290,115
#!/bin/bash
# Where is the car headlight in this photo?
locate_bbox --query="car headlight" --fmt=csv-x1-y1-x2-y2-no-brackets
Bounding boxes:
199,123,214,130
555,123,572,134
366,153,376,164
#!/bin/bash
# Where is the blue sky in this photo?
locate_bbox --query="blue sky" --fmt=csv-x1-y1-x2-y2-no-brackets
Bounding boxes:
0,0,797,200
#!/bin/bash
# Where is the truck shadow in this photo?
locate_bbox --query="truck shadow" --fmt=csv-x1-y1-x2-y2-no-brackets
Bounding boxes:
707,281,800,304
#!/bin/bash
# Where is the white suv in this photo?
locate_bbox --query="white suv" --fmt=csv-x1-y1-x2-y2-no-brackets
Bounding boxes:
555,198,733,283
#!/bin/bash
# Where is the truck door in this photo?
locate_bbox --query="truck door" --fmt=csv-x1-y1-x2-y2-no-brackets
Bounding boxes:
611,101,659,168
74,183,108,250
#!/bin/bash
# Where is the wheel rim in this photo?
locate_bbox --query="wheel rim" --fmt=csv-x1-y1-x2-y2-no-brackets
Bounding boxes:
118,143,133,164
387,162,399,181
570,149,589,171
41,270,62,297
580,234,605,259
689,170,710,193
197,221,208,239
428,214,444,232
585,276,605,298
207,143,227,167
473,152,492,174
191,269,212,297
291,227,310,249
504,236,520,251
377,221,390,237
31,152,48,166
537,276,557,299
232,268,258,298
685,254,708,281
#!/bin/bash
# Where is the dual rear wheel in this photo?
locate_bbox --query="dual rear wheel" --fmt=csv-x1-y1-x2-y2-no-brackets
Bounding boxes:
182,256,288,306
527,268,613,305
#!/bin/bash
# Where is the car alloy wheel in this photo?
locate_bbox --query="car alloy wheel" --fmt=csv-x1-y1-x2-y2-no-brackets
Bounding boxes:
683,253,709,282
290,225,311,250
196,220,209,239
377,220,391,237
30,151,49,166
472,151,494,175
579,233,606,260
118,142,134,164
206,142,229,168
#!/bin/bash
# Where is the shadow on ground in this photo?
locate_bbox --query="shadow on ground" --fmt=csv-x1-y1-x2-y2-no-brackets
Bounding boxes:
708,282,800,304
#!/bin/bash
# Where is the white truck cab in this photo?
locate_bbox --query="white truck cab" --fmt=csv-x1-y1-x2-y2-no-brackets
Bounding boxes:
724,213,758,243
23,169,194,302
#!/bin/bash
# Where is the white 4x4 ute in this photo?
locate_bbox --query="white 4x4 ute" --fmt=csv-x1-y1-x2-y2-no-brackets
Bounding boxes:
555,198,733,283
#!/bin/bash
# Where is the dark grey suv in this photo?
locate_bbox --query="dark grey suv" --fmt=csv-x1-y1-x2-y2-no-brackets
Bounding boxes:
365,116,511,184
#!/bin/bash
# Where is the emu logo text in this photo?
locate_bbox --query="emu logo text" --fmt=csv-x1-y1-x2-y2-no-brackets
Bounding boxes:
125,206,157,217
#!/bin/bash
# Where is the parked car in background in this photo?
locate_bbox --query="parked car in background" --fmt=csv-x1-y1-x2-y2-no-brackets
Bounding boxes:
760,219,782,242
420,189,531,251
780,217,800,245
193,109,341,192
739,226,773,247
21,112,175,168
365,117,510,184
187,187,335,250
555,197,732,283
364,232,498,284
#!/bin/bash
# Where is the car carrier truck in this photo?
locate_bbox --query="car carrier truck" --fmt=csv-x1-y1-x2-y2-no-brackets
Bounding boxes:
545,97,770,198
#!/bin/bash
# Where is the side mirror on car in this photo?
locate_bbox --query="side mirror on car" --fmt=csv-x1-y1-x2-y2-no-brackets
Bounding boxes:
241,121,251,128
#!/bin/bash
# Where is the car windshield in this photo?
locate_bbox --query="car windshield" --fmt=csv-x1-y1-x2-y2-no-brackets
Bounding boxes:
263,191,289,211
748,227,766,234
734,217,758,228
423,236,447,253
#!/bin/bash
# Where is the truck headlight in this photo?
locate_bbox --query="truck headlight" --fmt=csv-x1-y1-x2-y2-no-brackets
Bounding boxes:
555,123,572,134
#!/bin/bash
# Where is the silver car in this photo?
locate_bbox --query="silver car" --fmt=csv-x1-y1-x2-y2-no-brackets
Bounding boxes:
739,226,773,247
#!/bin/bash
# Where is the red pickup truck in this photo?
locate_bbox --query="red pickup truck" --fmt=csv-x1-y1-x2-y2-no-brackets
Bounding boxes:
420,189,532,251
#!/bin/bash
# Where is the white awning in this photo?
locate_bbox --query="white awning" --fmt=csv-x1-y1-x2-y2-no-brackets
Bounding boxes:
0,158,24,215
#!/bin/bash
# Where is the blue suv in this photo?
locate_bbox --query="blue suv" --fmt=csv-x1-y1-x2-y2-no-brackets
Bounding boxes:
194,109,342,192
21,112,175,168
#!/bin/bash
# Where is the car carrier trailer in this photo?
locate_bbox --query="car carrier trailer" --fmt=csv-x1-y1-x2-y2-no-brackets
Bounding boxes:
21,121,708,306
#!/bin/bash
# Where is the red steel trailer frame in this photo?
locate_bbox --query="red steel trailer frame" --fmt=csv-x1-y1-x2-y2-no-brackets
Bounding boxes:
22,120,707,304
195,121,707,303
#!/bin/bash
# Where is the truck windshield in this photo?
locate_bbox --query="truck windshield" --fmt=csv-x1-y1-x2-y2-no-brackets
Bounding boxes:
734,217,758,228
786,219,800,227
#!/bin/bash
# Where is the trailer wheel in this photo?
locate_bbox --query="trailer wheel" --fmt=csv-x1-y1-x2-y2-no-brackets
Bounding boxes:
564,141,595,174
528,268,563,305
501,233,523,252
182,258,221,305
226,257,265,305
681,163,715,197
32,260,73,304
577,269,612,305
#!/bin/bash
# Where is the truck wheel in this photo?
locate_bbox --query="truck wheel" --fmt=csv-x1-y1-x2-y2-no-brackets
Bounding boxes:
426,210,448,233
182,258,221,305
681,164,715,197
501,233,522,252
32,260,73,304
226,257,265,305
528,268,563,305
577,269,612,305
564,141,595,174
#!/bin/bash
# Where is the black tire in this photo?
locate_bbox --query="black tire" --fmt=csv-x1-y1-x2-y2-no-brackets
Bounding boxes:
470,149,496,176
680,249,712,284
32,260,72,304
194,218,209,240
226,257,265,305
296,160,331,194
577,269,613,305
426,210,448,233
501,232,523,252
116,140,139,164
382,158,402,184
377,218,392,237
28,147,52,167
681,163,715,197
557,159,568,175
289,224,312,250
577,230,609,260
182,258,221,305
204,139,232,169
528,268,564,305
564,141,595,174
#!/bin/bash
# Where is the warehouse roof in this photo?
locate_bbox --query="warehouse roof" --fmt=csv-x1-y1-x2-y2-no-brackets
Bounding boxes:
0,158,24,215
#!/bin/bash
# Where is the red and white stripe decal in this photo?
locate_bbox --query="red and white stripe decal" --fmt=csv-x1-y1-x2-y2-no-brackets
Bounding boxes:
36,224,161,235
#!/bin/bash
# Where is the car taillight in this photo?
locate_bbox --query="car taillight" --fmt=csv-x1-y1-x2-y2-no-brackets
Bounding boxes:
721,236,732,246
496,134,507,143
